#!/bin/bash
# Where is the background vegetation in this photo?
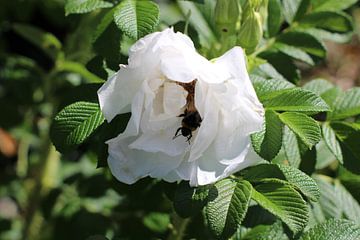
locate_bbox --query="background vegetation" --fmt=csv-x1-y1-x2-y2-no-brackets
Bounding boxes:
1,0,360,239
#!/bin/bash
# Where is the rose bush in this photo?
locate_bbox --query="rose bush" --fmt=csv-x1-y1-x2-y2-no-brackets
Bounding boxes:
98,28,264,186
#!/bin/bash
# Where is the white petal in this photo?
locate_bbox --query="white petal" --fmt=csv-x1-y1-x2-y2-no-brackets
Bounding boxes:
215,47,249,82
221,147,265,176
214,106,262,163
112,88,145,140
197,59,231,84
152,28,195,52
189,145,262,186
97,69,141,122
128,123,189,157
107,135,184,184
189,82,220,162
98,31,170,122
215,47,263,110
140,81,186,133
175,155,194,181
163,82,187,116
160,47,197,83
162,170,182,183
189,145,226,186
128,31,162,68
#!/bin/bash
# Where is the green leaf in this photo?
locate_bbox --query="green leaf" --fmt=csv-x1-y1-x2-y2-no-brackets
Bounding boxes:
12,23,61,60
300,219,360,240
206,179,252,239
242,221,288,240
283,126,301,168
320,87,342,109
50,101,105,152
264,88,330,112
251,110,283,161
331,88,360,120
299,143,317,175
93,21,122,70
322,123,343,163
283,126,317,174
267,0,283,37
313,174,360,223
331,122,360,174
65,0,113,16
247,56,267,72
252,63,287,81
251,179,309,234
259,52,300,83
173,182,211,218
308,201,326,227
92,8,117,43
143,212,170,233
300,11,353,33
339,167,360,202
57,61,104,83
274,42,314,65
243,164,320,201
177,0,217,49
114,0,159,39
313,175,342,219
334,181,360,224
277,31,326,57
303,78,334,96
251,75,295,101
277,164,320,201
300,28,352,43
279,112,321,148
281,0,304,23
180,0,204,3
312,0,358,12
90,112,131,168
315,139,337,169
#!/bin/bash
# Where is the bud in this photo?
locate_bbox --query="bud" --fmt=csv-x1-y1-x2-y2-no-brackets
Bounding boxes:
237,10,263,52
258,0,268,29
214,0,241,34
241,0,264,22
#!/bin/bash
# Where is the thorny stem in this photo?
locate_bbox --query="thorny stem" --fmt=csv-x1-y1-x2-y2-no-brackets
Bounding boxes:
167,213,191,240
22,65,61,240
23,139,60,240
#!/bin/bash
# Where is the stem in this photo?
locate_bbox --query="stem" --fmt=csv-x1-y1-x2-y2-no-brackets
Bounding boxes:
16,136,30,178
23,139,60,240
23,62,61,240
167,213,190,240
184,10,191,36
250,37,276,57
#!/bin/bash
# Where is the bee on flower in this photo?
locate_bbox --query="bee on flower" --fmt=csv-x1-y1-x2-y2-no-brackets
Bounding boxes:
98,28,264,186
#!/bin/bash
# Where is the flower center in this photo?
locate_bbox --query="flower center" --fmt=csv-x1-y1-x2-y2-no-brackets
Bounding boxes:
173,80,202,143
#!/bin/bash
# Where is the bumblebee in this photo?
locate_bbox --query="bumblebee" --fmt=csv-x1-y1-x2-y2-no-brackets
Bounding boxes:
173,109,202,142
173,80,202,143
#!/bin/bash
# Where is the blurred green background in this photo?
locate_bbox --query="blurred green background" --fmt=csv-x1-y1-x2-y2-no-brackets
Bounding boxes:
1,0,360,240
0,1,184,239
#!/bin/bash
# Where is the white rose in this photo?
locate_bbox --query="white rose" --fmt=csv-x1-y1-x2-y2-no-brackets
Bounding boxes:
98,28,264,186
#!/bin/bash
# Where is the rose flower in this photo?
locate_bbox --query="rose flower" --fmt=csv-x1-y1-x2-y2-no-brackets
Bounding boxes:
98,28,264,186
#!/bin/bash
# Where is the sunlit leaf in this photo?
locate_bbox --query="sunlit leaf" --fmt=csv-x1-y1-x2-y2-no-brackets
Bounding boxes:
114,0,159,39
300,219,360,240
206,179,252,239
252,179,309,234
50,101,105,152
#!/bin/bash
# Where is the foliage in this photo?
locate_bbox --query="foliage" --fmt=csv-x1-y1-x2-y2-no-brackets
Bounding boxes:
1,0,360,239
